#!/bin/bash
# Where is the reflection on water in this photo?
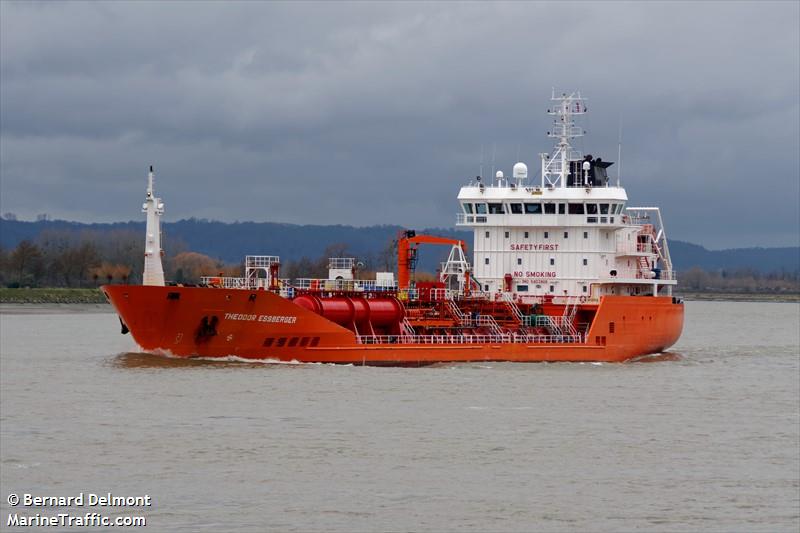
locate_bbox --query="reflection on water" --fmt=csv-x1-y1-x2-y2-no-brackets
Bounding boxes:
110,352,305,369
111,350,686,369
1,301,798,533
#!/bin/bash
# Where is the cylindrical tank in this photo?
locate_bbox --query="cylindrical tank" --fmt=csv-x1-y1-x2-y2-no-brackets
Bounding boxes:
350,296,371,325
293,295,354,325
293,295,404,327
366,297,405,325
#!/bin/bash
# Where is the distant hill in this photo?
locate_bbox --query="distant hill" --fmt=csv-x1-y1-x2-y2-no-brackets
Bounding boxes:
1,218,798,274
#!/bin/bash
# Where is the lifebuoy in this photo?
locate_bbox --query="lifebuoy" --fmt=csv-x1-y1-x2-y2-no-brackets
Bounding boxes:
579,295,587,303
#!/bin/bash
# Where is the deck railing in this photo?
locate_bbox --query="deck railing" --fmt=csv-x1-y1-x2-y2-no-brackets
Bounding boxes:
293,278,397,292
355,333,584,345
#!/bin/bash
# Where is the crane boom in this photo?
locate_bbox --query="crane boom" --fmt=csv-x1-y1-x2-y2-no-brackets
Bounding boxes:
397,230,468,290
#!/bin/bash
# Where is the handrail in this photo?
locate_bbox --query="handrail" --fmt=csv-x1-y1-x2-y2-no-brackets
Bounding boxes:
355,333,584,345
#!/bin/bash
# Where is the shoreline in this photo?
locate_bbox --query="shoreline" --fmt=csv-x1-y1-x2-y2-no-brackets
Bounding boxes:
1,287,797,307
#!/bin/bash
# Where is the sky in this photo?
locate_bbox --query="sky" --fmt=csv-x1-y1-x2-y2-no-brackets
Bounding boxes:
1,1,798,249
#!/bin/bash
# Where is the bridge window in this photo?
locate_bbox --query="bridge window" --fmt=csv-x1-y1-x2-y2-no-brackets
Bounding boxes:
587,217,598,223
524,203,542,214
544,231,549,239
582,286,588,293
485,231,490,238
288,337,299,347
299,337,310,347
463,203,473,214
544,203,556,214
475,203,487,214
549,285,555,292
558,203,566,214
568,203,584,214
504,231,509,238
485,257,490,265
489,203,504,214
583,258,588,266
600,203,609,214
586,203,598,215
524,231,529,239
550,258,555,266
510,203,523,214
276,337,287,347
517,258,522,265
309,337,320,347
516,285,529,292
583,231,588,239
263,337,275,347
484,284,490,292
564,231,569,238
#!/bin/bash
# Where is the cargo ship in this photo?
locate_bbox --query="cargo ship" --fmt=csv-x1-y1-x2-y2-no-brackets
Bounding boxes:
103,91,683,364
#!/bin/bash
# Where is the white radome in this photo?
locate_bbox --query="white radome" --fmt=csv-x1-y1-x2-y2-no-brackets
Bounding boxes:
512,161,528,180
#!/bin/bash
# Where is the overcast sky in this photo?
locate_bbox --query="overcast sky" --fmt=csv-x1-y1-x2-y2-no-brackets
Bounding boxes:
1,1,798,249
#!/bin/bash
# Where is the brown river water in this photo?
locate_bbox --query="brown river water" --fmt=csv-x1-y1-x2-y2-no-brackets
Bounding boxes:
1,300,798,532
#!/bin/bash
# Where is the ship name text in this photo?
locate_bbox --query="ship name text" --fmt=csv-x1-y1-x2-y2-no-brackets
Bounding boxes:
224,313,297,324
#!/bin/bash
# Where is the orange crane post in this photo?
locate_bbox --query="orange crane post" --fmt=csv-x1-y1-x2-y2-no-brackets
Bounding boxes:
396,230,468,290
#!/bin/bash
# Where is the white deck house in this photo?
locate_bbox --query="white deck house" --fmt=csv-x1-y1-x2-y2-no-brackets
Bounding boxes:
456,91,676,301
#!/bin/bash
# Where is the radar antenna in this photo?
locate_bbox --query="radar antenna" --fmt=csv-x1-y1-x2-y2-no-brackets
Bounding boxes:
540,89,587,188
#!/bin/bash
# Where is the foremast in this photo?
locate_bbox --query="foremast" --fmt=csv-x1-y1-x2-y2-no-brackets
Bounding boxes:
142,165,165,286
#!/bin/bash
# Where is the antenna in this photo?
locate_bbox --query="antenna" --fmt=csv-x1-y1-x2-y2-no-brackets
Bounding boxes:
491,142,496,184
617,116,623,186
479,144,484,181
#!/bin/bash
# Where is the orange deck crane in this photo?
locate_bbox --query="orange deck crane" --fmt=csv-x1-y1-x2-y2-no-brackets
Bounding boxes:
397,230,469,291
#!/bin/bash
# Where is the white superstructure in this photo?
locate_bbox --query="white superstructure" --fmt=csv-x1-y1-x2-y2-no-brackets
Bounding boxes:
456,90,676,301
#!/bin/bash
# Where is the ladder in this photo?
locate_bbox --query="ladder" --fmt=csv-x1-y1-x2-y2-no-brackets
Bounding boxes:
638,255,650,278
560,298,579,337
445,299,470,326
475,314,504,336
501,292,524,323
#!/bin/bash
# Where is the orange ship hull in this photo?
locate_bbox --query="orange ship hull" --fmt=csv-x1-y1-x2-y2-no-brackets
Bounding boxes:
102,285,683,364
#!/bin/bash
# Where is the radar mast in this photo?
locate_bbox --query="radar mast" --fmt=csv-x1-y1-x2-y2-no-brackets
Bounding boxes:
540,89,587,188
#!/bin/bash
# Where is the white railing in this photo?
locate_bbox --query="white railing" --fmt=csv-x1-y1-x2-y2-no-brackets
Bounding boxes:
430,288,458,301
475,314,503,335
456,213,487,224
355,333,584,345
616,242,653,255
294,278,397,292
601,269,677,281
328,257,356,269
246,255,280,268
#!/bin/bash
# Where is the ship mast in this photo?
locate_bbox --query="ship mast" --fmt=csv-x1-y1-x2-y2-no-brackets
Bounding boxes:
540,89,587,188
142,165,165,286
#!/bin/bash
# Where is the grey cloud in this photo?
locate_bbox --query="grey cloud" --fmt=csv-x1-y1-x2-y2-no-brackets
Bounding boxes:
1,1,798,248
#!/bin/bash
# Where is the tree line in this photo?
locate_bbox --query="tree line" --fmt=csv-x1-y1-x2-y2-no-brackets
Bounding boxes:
0,229,238,288
0,231,396,288
1,231,797,293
